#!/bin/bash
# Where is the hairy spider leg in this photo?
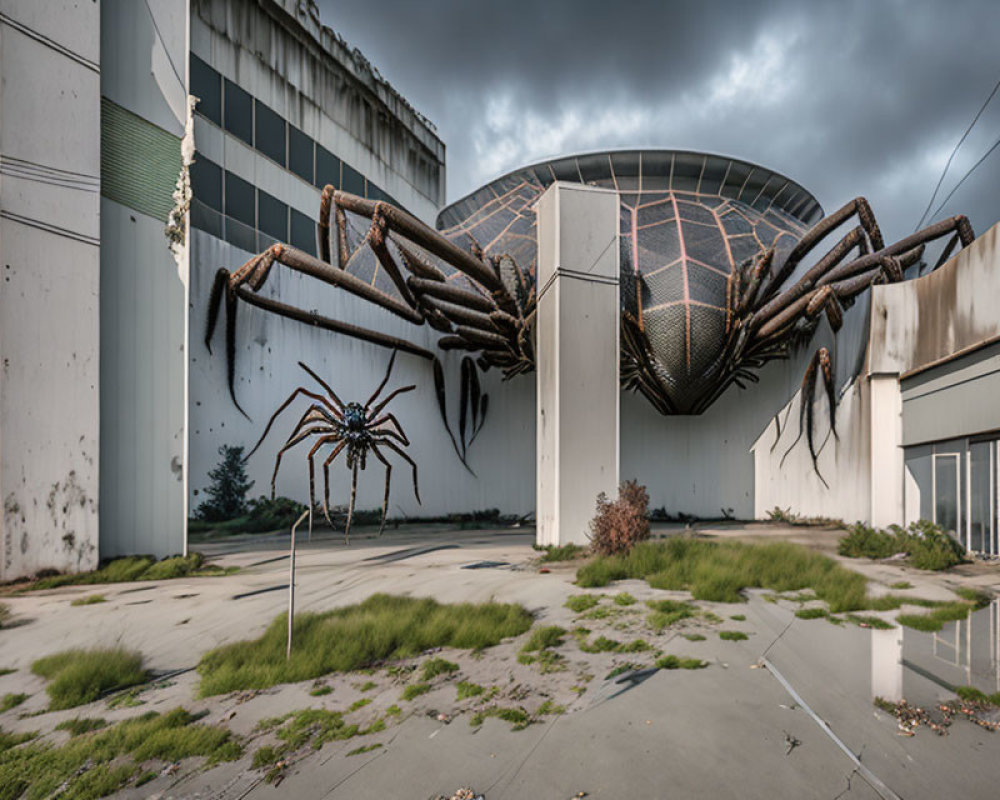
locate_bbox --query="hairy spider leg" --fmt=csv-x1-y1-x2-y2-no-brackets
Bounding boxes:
368,442,393,537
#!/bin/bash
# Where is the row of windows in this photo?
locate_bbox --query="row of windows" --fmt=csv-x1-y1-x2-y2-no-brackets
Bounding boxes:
190,53,400,207
190,155,318,256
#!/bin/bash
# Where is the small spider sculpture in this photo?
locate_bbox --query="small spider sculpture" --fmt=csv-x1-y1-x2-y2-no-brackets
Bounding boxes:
246,351,420,542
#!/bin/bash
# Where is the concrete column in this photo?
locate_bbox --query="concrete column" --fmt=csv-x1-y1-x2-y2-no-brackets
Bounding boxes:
535,183,619,546
870,373,904,527
0,3,102,580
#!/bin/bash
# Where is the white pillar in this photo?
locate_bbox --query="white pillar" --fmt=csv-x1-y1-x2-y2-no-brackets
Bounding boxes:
870,373,904,527
535,183,620,546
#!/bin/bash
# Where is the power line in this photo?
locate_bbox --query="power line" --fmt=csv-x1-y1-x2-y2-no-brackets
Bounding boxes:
914,74,1000,232
927,133,1000,224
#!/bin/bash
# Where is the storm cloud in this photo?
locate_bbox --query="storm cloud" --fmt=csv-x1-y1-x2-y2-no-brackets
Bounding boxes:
318,0,1000,245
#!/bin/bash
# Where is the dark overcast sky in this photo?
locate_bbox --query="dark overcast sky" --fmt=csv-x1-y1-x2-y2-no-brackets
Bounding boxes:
317,0,1000,245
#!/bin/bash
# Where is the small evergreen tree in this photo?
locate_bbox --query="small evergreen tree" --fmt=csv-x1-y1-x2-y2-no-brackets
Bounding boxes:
195,445,254,522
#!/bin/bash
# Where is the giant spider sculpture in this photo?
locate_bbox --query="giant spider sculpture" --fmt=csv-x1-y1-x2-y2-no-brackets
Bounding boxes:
246,351,419,542
207,151,975,476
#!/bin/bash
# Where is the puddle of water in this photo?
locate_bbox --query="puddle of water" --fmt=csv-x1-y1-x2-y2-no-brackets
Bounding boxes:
875,598,1000,704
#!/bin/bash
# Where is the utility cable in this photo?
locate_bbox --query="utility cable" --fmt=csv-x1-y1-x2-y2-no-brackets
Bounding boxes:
914,74,1000,231
926,133,1000,224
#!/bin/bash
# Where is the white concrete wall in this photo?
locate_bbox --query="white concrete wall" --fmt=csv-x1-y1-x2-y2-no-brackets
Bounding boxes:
536,184,620,546
189,231,536,518
0,1,101,580
752,377,872,523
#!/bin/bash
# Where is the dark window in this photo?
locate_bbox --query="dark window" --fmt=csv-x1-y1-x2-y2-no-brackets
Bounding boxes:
290,207,317,256
315,145,340,189
288,126,314,183
342,162,365,196
190,156,222,211
224,79,253,146
191,200,222,238
257,189,288,243
224,171,255,228
190,54,221,126
366,182,385,202
254,101,286,166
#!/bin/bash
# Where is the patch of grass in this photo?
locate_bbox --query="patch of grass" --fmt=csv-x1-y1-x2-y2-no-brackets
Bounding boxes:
656,655,708,670
347,742,383,756
889,581,913,590
0,707,240,800
577,538,870,612
469,706,530,731
0,603,11,628
359,681,377,692
197,594,532,696
839,520,965,570
309,685,333,697
31,647,149,710
577,635,619,654
536,700,566,715
0,668,15,677
897,602,974,632
954,587,991,607
605,663,642,679
55,717,107,736
420,657,459,681
1,693,28,713
348,698,372,712
617,639,652,653
385,704,402,717
794,607,828,620
646,598,697,630
578,605,614,620
843,614,895,630
106,688,144,709
536,543,585,563
521,626,566,652
955,686,1000,705
719,630,748,641
729,614,746,621
565,594,601,613
400,683,431,701
682,633,706,641
135,770,157,787
70,594,106,606
613,592,637,606
253,708,370,780
456,681,485,700
26,553,235,591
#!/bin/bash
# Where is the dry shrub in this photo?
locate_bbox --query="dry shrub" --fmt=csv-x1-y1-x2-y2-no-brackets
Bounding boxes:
588,480,650,556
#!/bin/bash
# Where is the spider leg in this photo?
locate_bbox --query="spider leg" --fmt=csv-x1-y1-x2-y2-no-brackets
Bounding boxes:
269,422,335,498
368,413,410,446
297,362,345,410
369,443,393,537
345,462,359,544
369,384,416,419
245,390,339,461
760,197,884,303
780,348,835,487
374,437,421,503
365,350,398,409
321,439,348,527
749,226,867,332
817,215,973,287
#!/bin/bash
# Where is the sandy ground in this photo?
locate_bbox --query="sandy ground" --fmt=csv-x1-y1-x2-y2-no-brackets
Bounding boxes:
1,522,999,799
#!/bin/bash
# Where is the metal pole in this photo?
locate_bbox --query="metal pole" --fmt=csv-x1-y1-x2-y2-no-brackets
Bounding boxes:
287,508,310,660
